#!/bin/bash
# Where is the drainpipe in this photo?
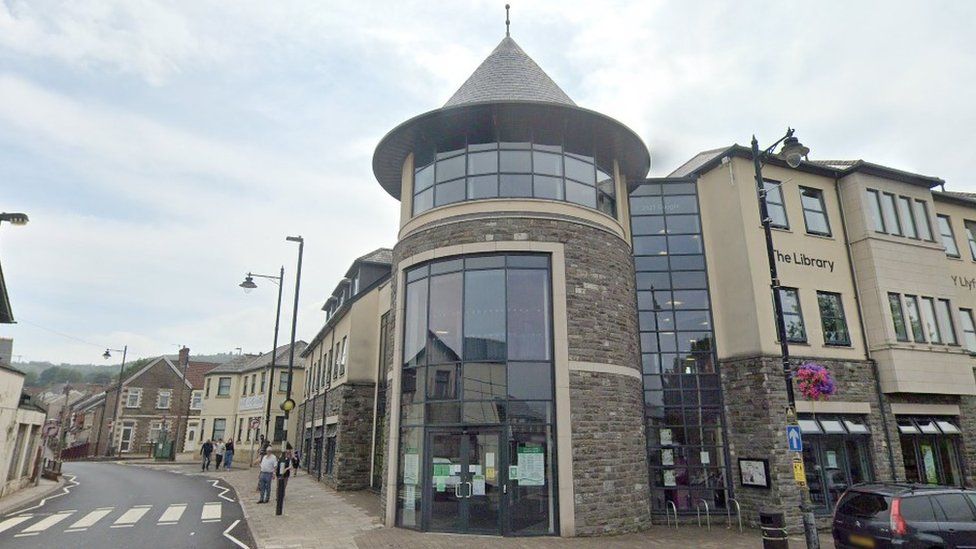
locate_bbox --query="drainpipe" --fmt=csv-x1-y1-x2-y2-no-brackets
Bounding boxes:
834,179,899,480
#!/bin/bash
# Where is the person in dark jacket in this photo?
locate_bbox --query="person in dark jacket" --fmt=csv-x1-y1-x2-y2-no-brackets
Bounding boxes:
224,439,235,469
200,439,214,471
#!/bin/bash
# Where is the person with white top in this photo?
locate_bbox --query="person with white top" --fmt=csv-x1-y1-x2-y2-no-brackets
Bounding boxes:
257,449,277,504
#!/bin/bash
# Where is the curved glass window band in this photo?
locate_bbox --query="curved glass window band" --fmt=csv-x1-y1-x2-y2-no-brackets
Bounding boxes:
413,143,615,217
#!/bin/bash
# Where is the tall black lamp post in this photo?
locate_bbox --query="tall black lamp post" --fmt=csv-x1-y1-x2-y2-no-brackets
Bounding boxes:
0,212,29,324
239,267,284,442
752,128,819,549
273,235,303,517
103,346,128,457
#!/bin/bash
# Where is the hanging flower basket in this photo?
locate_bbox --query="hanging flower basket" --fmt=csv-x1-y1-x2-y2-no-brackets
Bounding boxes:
796,362,836,401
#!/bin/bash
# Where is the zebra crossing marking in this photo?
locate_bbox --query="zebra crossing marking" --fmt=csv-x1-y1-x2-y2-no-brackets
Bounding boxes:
158,504,187,525
201,502,221,523
0,515,33,534
67,507,114,531
15,510,74,536
110,505,151,528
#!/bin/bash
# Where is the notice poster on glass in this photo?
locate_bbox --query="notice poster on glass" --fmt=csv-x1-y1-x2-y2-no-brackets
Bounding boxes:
472,475,486,496
663,469,676,487
661,448,674,466
826,451,838,469
404,485,416,510
518,445,545,486
404,453,419,485
660,428,673,446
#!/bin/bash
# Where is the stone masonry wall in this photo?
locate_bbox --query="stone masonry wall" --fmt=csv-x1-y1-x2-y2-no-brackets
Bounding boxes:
569,370,650,535
385,213,649,535
721,354,892,532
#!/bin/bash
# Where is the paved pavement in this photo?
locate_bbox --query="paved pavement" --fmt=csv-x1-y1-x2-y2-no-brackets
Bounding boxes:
0,461,254,549
137,460,835,549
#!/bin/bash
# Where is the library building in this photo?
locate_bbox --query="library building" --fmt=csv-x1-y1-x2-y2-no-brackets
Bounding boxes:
295,21,976,538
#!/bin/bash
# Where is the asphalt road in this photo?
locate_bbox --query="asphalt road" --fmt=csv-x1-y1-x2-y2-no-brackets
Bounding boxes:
0,461,254,549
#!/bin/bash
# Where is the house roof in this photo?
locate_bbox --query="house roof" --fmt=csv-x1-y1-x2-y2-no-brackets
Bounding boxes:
208,341,308,374
444,36,575,108
121,356,194,389
933,190,976,207
353,248,393,269
372,33,650,199
184,361,219,389
669,145,945,189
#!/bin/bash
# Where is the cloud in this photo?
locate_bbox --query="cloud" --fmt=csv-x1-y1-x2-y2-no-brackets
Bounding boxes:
2,0,975,364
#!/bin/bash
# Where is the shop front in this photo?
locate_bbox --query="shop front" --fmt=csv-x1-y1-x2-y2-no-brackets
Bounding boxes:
897,416,965,486
396,254,557,536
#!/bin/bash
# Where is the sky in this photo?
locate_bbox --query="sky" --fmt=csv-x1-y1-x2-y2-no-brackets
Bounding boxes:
1,0,975,365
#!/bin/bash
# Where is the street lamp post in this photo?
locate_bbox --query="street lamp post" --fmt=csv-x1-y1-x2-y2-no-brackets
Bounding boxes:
274,235,303,517
103,345,128,457
239,267,284,442
751,128,819,549
0,212,29,324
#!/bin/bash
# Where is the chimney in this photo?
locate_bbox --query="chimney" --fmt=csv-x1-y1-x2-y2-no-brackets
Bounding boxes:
178,346,190,367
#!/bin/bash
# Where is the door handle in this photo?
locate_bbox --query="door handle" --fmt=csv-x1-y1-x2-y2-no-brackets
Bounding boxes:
454,481,461,498
465,481,473,498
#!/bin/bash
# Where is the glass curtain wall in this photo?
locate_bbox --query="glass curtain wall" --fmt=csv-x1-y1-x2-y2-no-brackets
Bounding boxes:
397,254,557,535
629,179,732,514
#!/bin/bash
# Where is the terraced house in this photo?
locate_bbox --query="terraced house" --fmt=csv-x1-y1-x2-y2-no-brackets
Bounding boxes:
198,342,306,452
297,248,392,490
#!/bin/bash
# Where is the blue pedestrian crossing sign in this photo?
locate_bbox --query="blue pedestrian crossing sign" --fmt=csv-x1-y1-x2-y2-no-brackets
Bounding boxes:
786,425,803,452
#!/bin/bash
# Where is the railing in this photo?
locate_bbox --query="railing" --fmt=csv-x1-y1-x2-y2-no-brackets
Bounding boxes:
695,499,710,530
727,498,742,532
60,443,90,461
664,501,678,529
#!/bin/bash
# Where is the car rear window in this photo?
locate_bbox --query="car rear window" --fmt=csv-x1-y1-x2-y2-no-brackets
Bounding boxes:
900,496,937,522
837,491,890,519
934,494,976,522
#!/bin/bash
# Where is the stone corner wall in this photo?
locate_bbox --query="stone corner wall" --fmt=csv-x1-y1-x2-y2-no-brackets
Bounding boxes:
569,370,650,536
720,354,891,533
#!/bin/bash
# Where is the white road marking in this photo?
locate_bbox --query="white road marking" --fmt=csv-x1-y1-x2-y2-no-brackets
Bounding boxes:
158,504,186,524
201,502,221,521
68,508,113,530
20,510,74,533
111,505,151,528
5,474,79,517
0,515,33,534
223,519,250,549
208,479,236,502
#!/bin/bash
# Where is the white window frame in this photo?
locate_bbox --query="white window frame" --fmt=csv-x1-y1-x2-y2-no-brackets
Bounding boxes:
959,308,976,353
217,377,232,396
190,390,203,410
156,389,172,410
938,214,960,257
125,388,142,408
147,420,163,442
339,336,349,376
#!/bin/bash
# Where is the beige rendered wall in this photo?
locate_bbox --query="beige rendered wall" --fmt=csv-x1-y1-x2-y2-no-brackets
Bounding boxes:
839,172,976,395
199,372,241,441
699,157,865,361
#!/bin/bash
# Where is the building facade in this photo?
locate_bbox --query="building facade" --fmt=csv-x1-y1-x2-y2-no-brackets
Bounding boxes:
296,248,392,490
198,342,306,455
0,362,46,499
92,356,212,456
352,28,976,539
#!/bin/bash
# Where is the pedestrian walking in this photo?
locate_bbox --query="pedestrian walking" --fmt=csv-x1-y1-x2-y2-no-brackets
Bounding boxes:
255,436,271,490
214,439,225,469
257,449,277,504
200,439,214,471
292,446,300,477
224,439,235,469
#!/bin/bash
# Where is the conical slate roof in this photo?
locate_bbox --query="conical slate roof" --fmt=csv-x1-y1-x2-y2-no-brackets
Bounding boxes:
444,36,575,108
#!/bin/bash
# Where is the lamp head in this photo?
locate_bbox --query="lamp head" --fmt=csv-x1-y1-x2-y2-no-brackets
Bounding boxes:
286,235,303,243
280,398,296,412
103,349,111,360
0,212,29,226
779,135,810,169
239,275,257,293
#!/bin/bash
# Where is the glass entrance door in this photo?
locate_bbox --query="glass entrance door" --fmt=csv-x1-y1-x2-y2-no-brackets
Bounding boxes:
426,428,502,534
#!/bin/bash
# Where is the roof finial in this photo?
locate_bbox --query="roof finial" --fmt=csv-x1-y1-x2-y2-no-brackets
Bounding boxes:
505,4,511,37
